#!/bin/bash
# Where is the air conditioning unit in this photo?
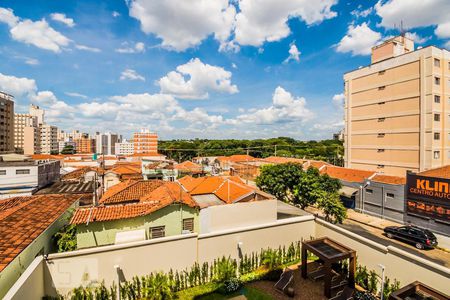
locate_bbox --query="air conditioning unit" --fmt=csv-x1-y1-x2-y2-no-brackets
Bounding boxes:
182,230,191,234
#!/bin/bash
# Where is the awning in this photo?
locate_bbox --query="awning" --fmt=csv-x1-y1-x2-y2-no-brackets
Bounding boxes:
339,186,358,198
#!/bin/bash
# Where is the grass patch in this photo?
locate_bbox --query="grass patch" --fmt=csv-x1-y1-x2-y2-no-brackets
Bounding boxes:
176,282,221,300
196,286,273,300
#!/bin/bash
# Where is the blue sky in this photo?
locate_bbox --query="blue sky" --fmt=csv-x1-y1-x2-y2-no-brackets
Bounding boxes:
0,0,449,140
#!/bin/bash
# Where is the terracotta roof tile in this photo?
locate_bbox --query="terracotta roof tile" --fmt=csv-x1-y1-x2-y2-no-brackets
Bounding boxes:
175,161,203,173
218,155,256,162
263,156,304,164
321,166,375,183
418,165,450,179
99,180,164,204
371,174,406,185
0,194,79,272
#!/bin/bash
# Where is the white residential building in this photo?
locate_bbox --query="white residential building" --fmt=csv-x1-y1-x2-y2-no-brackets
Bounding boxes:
40,124,58,154
115,139,134,155
96,132,121,155
14,112,40,155
29,104,44,125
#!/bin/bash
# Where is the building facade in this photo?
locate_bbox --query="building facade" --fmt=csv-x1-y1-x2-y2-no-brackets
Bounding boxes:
344,35,450,176
96,132,121,155
115,140,134,155
0,92,14,154
14,110,40,155
74,133,96,154
40,124,58,154
133,129,158,154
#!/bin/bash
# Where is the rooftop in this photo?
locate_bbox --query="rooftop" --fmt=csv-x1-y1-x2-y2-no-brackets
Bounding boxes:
418,165,450,179
34,181,94,195
320,165,375,183
0,194,80,272
99,180,164,204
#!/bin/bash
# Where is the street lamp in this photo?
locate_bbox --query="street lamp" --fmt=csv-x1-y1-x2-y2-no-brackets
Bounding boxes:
378,264,385,300
359,181,370,213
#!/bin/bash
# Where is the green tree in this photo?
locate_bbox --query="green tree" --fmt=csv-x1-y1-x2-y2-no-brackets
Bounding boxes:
317,192,347,224
54,224,77,252
61,145,76,154
292,167,324,208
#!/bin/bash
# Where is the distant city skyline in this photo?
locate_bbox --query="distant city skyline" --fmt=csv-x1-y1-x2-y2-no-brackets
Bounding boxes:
0,0,449,140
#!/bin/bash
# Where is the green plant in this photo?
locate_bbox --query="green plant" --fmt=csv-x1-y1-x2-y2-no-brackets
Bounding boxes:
213,257,237,282
367,270,378,293
383,278,400,299
261,249,282,271
317,192,347,224
219,278,241,294
355,265,369,290
54,224,77,252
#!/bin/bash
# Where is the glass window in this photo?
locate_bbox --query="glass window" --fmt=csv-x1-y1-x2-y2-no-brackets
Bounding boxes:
366,189,373,194
434,58,440,67
377,149,385,152
386,193,395,198
434,114,440,122
434,132,440,140
434,151,440,159
16,169,30,175
434,95,441,103
434,77,440,85
183,218,194,232
378,118,385,122
378,86,386,90
0,170,5,175
150,226,165,239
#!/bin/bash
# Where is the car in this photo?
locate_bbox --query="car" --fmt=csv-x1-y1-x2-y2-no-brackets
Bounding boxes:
383,225,438,250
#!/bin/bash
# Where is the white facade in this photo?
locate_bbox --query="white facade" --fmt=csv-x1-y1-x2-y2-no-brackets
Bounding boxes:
14,113,39,154
58,140,77,153
96,132,121,155
29,104,44,125
115,140,134,155
40,124,58,154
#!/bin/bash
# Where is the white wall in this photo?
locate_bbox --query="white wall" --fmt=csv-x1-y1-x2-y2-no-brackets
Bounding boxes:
199,200,277,234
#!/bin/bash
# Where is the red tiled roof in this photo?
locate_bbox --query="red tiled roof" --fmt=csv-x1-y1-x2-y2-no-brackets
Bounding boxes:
263,156,304,164
0,195,80,272
62,167,102,181
217,155,257,162
175,161,203,173
107,165,141,176
418,165,450,179
371,174,406,185
306,160,331,169
321,166,375,183
100,180,164,204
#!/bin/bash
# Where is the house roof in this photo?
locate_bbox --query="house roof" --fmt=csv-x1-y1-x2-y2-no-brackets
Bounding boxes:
371,174,406,185
0,194,80,272
217,155,257,162
174,161,203,173
263,156,304,164
71,182,197,224
61,166,102,181
418,165,450,179
321,166,375,183
35,181,94,194
106,164,141,176
99,180,164,205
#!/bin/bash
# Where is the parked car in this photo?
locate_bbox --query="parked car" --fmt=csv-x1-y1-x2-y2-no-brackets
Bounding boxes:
384,225,438,249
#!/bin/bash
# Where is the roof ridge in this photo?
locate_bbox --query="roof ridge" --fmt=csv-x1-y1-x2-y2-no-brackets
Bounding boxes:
101,179,139,201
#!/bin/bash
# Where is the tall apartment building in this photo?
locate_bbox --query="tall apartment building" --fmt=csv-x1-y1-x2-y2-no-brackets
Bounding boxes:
0,92,14,154
29,104,44,125
40,124,58,154
95,132,121,155
58,129,83,141
74,133,96,154
133,129,158,154
115,139,134,155
14,109,41,155
344,35,450,176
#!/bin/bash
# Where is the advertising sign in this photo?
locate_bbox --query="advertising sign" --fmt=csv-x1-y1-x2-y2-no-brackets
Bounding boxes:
406,173,450,221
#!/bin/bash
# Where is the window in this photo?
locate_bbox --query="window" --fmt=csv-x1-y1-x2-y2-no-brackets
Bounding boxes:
434,151,440,159
434,58,440,67
377,133,385,138
434,77,440,85
366,189,373,194
434,132,440,140
150,226,165,239
16,169,30,175
434,95,441,103
378,86,386,90
434,114,440,122
183,218,194,232
378,101,385,105
386,193,395,198
377,149,385,152
377,164,385,168
0,170,5,175
378,118,385,122
378,70,385,75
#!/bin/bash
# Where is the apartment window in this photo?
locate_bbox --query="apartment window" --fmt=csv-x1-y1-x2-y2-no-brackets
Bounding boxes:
377,118,385,122
377,133,385,138
378,101,385,105
150,226,165,239
377,149,385,152
16,169,30,175
434,77,440,85
434,95,441,103
183,218,194,232
434,58,440,67
366,189,373,194
378,70,385,75
434,151,440,159
0,170,5,175
378,86,386,90
377,164,385,168
434,114,440,122
434,132,440,140
386,193,395,199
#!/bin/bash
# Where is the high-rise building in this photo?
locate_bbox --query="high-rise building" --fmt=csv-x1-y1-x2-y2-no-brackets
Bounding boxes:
29,104,44,125
39,124,58,154
115,139,134,155
344,35,450,176
74,133,96,154
133,129,158,154
95,132,121,155
0,92,14,154
14,107,41,155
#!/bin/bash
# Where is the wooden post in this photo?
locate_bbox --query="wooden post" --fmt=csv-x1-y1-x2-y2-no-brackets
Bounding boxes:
301,246,308,279
349,254,356,288
324,262,332,298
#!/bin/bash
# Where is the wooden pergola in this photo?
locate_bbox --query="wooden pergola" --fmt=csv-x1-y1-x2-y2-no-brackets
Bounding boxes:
301,237,356,298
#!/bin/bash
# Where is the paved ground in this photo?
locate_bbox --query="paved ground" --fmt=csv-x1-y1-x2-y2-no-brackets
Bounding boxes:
305,207,450,268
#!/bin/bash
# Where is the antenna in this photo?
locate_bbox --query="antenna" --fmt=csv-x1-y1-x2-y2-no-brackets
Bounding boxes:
400,20,405,37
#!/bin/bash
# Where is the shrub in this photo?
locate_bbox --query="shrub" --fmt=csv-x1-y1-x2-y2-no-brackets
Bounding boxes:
213,257,237,282
218,278,242,294
54,224,77,252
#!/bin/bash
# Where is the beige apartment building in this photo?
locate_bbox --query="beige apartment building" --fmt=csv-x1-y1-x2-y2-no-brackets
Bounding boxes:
40,124,58,154
133,128,158,154
14,112,41,155
0,92,14,154
344,35,450,176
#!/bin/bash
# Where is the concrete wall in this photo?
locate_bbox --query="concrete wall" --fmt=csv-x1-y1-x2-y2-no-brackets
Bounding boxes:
76,204,198,248
315,219,450,295
199,200,277,233
3,256,45,300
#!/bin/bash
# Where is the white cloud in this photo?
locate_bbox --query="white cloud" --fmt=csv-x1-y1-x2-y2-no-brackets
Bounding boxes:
128,0,236,51
351,5,373,18
234,0,337,47
50,13,75,27
115,42,145,53
65,92,88,99
0,73,37,97
112,11,120,18
233,86,313,125
0,7,18,26
157,58,238,99
24,58,39,65
30,90,58,105
336,22,382,56
445,40,450,50
120,69,145,81
231,63,237,69
75,44,101,52
405,32,430,44
283,43,301,63
332,93,345,108
375,0,450,39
